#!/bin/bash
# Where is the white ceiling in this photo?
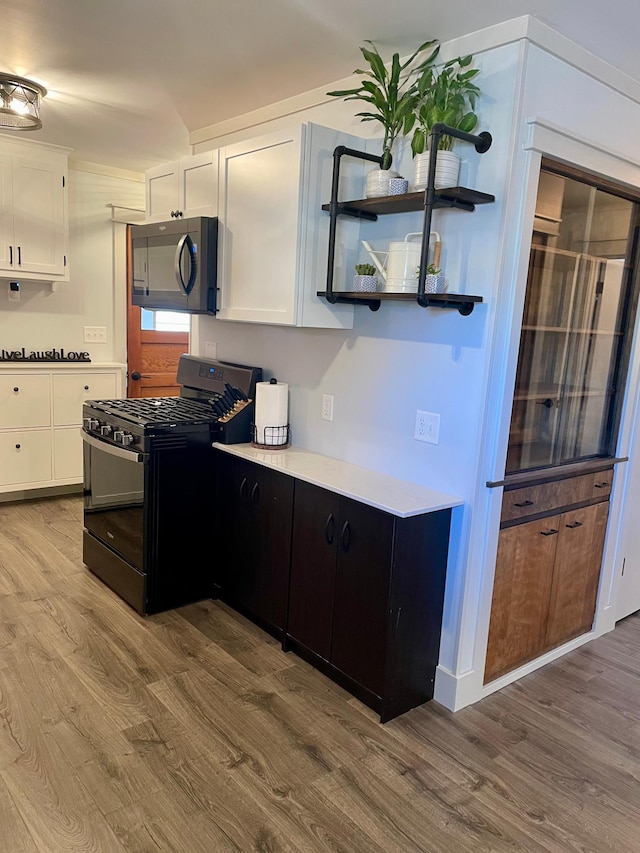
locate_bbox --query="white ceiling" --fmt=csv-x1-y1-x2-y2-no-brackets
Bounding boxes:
1,0,639,174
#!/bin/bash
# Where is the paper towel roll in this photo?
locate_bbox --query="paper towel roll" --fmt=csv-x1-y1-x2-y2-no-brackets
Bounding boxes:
254,379,289,447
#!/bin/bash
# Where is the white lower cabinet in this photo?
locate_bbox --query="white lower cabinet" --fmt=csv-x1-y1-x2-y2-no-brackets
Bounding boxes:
0,430,52,486
0,367,121,494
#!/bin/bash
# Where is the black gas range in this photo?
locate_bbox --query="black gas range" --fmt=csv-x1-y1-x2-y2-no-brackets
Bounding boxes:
81,355,262,615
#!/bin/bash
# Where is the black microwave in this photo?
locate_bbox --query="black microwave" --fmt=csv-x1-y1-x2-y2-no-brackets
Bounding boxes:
130,216,218,314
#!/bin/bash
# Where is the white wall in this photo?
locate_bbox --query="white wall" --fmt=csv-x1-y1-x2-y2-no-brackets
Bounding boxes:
0,164,144,364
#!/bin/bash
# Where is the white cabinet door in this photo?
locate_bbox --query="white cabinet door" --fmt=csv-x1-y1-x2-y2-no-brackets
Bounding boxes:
145,162,180,222
216,123,362,329
181,151,218,218
0,430,52,486
145,152,217,223
52,372,117,426
11,156,66,276
218,127,304,325
0,152,14,272
0,374,50,429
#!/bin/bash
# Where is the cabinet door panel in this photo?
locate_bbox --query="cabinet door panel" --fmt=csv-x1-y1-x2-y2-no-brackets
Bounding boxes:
0,152,14,271
484,516,559,683
544,502,609,649
181,152,217,218
215,454,293,631
145,162,180,222
218,127,303,324
53,372,117,426
288,480,337,659
331,497,393,696
53,426,82,480
0,374,50,428
0,431,52,486
12,157,66,276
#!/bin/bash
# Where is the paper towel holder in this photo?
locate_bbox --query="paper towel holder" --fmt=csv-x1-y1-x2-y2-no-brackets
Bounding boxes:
251,423,291,449
251,377,291,449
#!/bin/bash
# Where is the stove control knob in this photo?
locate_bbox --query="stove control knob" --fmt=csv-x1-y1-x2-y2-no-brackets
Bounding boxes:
100,424,112,436
82,417,93,430
113,430,125,443
89,418,100,431
121,434,134,446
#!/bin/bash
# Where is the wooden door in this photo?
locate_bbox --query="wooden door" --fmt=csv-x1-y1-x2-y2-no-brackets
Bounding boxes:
288,480,338,659
126,225,188,397
545,502,609,648
484,516,559,683
331,497,393,696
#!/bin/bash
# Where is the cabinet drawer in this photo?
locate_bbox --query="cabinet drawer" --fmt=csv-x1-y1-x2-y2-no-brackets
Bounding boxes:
53,426,82,480
0,374,50,428
0,430,52,486
590,469,613,498
501,474,595,522
53,372,117,426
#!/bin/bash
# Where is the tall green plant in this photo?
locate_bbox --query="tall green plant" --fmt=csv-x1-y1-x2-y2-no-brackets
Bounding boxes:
411,54,481,155
327,39,440,170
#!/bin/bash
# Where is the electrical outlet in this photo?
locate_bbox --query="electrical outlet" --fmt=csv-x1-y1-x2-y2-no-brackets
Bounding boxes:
415,410,440,444
84,326,107,343
322,394,334,421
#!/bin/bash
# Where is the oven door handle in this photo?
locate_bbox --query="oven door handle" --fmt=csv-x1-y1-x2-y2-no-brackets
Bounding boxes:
82,431,144,463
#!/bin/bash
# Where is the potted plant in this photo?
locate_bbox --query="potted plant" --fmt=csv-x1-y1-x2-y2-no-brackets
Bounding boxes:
415,263,446,293
353,262,378,292
327,39,440,197
410,54,481,190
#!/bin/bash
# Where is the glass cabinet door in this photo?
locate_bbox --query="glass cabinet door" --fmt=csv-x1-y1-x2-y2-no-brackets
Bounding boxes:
507,165,639,474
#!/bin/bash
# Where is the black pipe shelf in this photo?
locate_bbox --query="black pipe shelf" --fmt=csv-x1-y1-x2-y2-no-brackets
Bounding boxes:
320,124,494,315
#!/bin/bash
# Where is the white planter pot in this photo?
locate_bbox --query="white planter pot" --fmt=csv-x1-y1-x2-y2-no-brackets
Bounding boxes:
413,151,460,191
424,273,446,294
352,274,378,292
365,168,400,198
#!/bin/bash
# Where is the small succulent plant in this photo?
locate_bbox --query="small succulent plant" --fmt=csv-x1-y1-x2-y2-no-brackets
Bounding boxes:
355,263,377,276
415,264,442,277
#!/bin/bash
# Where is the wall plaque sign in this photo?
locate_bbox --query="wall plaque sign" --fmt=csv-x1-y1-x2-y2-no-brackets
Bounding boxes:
0,347,91,362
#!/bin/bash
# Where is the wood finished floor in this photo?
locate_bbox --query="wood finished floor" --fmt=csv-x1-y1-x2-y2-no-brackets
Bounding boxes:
0,496,639,852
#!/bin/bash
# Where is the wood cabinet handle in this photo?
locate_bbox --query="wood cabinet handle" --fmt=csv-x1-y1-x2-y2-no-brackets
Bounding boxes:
84,385,89,391
341,520,351,552
251,482,259,505
17,246,21,265
13,386,19,393
239,477,248,499
594,481,610,489
514,499,534,507
9,245,12,265
565,521,582,529
15,444,21,450
540,528,558,536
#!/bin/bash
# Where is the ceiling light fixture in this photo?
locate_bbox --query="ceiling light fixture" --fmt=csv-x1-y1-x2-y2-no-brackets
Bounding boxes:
0,74,46,131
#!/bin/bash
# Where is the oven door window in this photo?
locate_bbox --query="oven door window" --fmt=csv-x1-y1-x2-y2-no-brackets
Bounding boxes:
83,438,146,571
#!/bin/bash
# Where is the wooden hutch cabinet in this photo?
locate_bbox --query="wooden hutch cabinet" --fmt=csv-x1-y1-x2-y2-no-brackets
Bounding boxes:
485,159,640,683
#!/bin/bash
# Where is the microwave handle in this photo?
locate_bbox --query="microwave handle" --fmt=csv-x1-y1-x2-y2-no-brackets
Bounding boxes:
175,233,197,295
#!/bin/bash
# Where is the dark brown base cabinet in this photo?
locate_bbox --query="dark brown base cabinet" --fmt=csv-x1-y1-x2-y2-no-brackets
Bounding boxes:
215,453,293,634
484,468,612,683
286,479,452,723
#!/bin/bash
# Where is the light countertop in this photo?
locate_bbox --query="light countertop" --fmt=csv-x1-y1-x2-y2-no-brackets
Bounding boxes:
213,442,462,518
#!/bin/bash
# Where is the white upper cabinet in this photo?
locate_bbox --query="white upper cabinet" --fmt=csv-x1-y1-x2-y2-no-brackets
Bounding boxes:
217,122,363,328
145,151,218,222
0,139,69,281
